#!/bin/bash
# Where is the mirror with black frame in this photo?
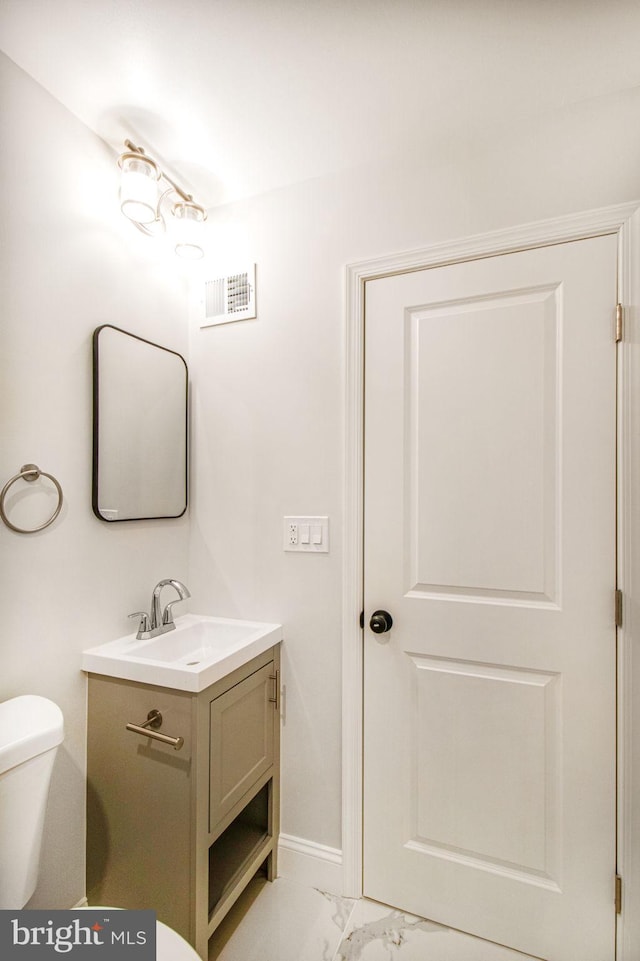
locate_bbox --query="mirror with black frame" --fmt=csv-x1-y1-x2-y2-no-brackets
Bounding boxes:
92,325,188,522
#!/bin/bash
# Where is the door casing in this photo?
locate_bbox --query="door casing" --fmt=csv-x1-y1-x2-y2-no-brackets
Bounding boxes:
342,200,640,960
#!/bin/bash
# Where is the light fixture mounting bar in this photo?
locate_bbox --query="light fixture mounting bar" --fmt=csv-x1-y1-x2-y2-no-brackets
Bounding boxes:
123,139,194,203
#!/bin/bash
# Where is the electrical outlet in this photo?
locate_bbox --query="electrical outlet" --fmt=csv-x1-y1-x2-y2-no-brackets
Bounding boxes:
283,516,329,552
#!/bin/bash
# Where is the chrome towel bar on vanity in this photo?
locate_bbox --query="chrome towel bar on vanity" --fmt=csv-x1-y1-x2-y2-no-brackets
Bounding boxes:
0,463,63,533
126,709,185,751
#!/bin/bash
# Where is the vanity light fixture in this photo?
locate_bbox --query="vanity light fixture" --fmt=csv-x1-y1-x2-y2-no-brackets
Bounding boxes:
117,140,207,259
173,201,208,260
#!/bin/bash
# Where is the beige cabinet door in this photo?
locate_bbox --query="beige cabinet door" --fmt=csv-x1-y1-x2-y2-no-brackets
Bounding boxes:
209,661,275,829
363,235,618,960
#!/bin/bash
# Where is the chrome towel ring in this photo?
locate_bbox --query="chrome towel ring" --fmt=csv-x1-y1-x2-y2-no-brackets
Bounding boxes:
0,463,63,534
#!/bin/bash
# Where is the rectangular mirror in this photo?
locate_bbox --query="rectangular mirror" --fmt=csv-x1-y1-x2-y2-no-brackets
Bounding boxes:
92,325,188,521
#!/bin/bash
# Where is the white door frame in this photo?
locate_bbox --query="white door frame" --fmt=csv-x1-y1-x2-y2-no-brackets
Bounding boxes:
342,201,640,959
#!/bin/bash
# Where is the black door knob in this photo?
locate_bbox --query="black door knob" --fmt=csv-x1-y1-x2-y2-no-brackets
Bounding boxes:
369,610,393,634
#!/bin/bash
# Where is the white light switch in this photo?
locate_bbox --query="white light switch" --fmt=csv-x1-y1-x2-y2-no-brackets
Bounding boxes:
283,516,329,553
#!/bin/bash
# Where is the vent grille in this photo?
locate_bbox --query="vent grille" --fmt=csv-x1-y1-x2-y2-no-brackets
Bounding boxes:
205,278,226,318
227,273,251,313
201,265,256,327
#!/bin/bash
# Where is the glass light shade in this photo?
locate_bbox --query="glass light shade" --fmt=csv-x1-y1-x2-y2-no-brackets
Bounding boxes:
173,202,206,259
120,156,159,225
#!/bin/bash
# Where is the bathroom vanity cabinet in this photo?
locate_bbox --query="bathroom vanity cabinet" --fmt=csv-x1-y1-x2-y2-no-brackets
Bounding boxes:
86,644,280,959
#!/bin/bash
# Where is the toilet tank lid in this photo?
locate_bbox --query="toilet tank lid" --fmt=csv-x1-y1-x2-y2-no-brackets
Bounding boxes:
0,695,64,775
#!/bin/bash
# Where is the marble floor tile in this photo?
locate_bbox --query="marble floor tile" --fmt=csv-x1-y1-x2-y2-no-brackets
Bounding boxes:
208,876,538,961
209,876,356,961
336,899,537,961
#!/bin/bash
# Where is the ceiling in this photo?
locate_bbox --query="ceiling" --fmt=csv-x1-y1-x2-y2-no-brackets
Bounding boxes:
2,0,640,208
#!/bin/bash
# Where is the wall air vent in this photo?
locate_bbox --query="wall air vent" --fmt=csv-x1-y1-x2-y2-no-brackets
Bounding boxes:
200,264,256,327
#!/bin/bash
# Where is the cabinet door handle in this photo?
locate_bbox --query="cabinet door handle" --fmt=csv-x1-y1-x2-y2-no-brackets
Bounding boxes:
269,671,280,711
126,709,184,751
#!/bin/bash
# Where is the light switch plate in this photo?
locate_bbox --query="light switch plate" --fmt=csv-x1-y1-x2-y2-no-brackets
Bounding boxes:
283,516,329,552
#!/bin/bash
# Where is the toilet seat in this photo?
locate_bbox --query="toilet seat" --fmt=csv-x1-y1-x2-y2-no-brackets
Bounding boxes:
155,919,201,960
83,908,200,961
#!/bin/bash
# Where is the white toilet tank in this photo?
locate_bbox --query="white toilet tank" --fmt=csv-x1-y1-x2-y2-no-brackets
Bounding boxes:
0,694,64,908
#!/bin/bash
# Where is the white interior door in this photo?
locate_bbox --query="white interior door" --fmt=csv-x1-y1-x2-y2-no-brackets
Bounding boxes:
363,234,618,961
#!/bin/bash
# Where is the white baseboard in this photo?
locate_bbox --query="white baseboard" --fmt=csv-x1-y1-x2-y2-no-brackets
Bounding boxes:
278,833,343,896
72,898,89,908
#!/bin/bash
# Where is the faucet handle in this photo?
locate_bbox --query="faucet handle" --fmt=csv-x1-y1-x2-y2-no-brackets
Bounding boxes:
128,611,151,633
161,600,183,627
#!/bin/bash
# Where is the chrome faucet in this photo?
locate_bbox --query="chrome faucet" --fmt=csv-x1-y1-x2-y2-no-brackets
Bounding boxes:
129,579,191,640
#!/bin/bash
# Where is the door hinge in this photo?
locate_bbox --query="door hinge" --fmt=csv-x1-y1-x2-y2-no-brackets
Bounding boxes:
615,589,623,628
615,874,623,914
616,304,624,343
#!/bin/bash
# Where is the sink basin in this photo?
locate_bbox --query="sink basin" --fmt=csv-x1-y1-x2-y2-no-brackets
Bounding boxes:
132,621,257,663
82,614,282,692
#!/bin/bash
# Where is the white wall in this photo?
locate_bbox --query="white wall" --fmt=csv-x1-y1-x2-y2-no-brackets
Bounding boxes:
0,53,190,909
3,41,640,920
189,85,640,860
